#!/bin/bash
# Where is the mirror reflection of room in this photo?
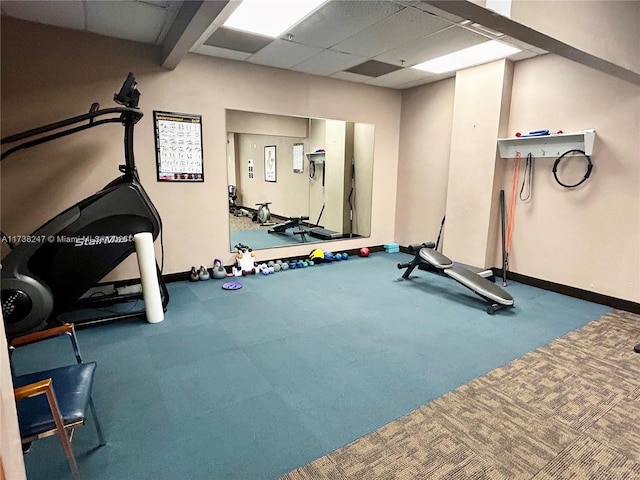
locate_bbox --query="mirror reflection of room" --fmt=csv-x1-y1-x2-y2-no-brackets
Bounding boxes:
226,110,374,251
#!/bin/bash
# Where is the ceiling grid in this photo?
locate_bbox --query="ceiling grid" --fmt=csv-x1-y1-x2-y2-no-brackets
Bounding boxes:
0,0,545,89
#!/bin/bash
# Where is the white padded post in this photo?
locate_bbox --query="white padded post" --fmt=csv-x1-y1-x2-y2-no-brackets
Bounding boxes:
134,232,164,324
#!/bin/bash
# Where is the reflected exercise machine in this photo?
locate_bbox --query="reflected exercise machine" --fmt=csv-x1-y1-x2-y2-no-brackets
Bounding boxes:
268,216,311,242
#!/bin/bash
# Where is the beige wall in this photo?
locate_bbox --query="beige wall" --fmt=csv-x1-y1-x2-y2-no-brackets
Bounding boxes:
444,60,513,268
499,54,639,301
396,78,455,245
226,110,308,137
352,123,375,237
0,18,402,278
511,0,640,74
322,120,348,233
235,133,308,218
227,111,310,217
396,53,639,302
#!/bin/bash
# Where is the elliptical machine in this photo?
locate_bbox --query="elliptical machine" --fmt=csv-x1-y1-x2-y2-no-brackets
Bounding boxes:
1,73,169,337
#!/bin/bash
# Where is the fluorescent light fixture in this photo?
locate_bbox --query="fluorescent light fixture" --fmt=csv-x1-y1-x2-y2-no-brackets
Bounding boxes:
224,0,327,38
412,40,521,74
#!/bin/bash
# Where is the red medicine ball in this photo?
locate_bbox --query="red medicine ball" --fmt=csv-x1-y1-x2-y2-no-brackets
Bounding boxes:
359,247,370,257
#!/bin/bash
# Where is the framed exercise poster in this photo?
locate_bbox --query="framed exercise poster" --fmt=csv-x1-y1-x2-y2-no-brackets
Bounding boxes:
264,145,276,182
153,110,204,182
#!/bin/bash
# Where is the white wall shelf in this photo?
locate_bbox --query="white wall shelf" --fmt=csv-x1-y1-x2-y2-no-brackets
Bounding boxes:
497,129,595,159
306,151,325,163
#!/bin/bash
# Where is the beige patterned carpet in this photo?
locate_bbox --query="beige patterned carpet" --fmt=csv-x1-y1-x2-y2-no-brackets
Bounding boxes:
281,309,640,480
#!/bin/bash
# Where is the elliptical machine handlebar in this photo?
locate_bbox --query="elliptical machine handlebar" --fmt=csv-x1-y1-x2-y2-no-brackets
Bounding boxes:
0,107,143,160
1,73,143,171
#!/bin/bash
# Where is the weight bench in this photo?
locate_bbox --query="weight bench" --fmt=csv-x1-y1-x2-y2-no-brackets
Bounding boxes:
397,242,514,314
268,216,310,242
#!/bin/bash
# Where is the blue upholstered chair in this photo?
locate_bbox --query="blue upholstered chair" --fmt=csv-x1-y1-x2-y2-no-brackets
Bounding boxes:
10,324,105,480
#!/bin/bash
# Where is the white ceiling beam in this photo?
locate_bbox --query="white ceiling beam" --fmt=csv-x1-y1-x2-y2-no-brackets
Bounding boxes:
161,0,231,70
424,0,640,86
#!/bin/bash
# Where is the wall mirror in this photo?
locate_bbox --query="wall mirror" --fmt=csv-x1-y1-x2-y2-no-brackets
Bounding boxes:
226,109,374,252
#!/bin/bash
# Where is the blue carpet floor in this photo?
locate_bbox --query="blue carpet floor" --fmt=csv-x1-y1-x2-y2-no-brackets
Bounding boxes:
12,251,611,479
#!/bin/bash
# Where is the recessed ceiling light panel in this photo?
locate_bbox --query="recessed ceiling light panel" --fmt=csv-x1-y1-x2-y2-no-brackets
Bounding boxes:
411,40,521,74
224,0,327,38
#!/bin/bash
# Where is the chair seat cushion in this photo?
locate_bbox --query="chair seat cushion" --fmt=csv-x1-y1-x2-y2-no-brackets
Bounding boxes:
14,362,97,439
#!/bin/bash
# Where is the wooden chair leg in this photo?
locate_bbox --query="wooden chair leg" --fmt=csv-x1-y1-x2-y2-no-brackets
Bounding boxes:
45,383,82,480
15,379,82,480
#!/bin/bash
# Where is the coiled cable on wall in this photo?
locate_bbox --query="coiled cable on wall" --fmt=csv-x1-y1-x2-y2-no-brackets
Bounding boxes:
552,149,593,188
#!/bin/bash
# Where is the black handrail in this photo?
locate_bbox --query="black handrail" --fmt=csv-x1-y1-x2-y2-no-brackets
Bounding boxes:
1,107,142,146
1,74,143,176
1,106,143,175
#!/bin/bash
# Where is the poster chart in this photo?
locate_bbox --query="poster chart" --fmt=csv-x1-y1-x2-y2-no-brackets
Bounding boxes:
293,143,304,173
154,111,204,182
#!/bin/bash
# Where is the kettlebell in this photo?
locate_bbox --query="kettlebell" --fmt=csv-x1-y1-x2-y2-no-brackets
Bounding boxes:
212,259,227,279
190,266,199,282
198,266,210,281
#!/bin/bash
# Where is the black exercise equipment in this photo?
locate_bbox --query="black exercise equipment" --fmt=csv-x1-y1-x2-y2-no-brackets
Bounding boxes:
552,149,593,188
397,243,514,314
228,185,238,214
254,202,276,226
1,73,169,337
268,216,310,242
309,227,343,240
421,217,493,281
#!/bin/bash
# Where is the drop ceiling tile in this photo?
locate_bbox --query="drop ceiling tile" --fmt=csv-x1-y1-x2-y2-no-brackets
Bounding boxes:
363,67,438,87
286,0,404,48
332,7,452,58
413,3,466,24
291,49,367,76
154,0,183,44
330,71,371,83
193,44,252,61
248,40,323,69
393,1,421,6
139,0,171,7
375,25,487,67
345,60,402,77
204,27,272,54
0,0,85,30
87,1,168,44
399,72,454,89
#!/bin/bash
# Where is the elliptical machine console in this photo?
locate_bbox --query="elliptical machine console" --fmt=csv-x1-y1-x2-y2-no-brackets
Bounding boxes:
1,73,169,337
